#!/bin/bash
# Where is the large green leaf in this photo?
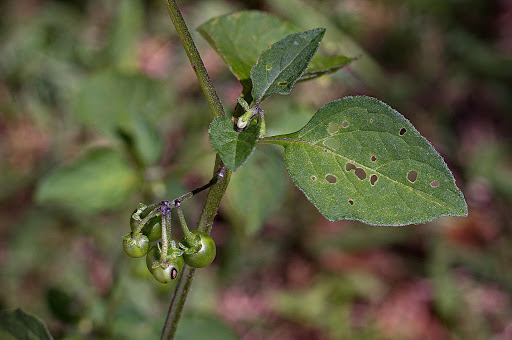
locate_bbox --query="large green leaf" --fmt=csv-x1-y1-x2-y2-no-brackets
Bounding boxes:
209,116,261,171
35,147,137,213
263,96,467,226
251,28,325,104
198,11,352,83
198,11,295,82
0,308,53,340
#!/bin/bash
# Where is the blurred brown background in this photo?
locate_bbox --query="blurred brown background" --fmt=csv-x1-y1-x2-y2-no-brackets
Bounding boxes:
0,0,511,339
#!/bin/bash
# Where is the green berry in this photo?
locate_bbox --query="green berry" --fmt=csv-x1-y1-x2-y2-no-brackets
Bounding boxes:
123,233,150,258
181,231,216,268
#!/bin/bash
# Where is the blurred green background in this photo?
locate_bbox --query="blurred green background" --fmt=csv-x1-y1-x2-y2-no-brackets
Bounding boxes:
1,0,511,339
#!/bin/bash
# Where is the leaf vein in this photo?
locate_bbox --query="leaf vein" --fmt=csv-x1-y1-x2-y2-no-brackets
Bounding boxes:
269,137,454,211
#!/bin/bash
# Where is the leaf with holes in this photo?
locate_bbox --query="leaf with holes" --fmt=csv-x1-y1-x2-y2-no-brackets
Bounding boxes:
251,28,325,104
209,116,261,171
263,96,467,226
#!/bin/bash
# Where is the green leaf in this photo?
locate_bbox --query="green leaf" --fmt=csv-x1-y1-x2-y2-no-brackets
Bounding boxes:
299,55,354,81
198,11,352,83
108,0,144,70
73,70,170,138
0,308,53,340
132,113,163,166
198,11,297,82
225,147,287,234
35,147,137,213
208,116,260,171
73,71,166,165
263,96,467,226
251,28,325,104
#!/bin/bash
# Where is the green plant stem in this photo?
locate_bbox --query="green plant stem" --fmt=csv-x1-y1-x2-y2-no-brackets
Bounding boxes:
134,207,159,234
160,213,169,257
163,0,224,119
161,157,230,340
175,205,195,246
197,161,231,234
161,265,195,339
160,1,232,339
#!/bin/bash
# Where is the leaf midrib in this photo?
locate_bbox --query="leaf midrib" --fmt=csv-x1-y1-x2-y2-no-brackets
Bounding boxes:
261,136,457,212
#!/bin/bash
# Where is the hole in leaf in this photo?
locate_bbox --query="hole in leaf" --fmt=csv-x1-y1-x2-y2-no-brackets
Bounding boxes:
311,176,317,181
369,119,374,123
325,174,337,184
328,122,341,134
341,121,349,128
348,199,354,205
266,64,272,70
355,168,367,180
430,180,439,187
399,128,407,136
371,155,377,162
370,174,378,185
407,170,418,183
323,138,340,150
346,163,356,171
278,81,289,86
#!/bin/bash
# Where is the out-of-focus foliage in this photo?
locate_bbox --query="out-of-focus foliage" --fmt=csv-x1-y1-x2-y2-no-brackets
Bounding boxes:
224,147,287,235
0,0,511,339
0,308,54,340
36,147,137,213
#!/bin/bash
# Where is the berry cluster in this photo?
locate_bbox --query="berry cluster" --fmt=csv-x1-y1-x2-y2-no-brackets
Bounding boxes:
123,200,216,284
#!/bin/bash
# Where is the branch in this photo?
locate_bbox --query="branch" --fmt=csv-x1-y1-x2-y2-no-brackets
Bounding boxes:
161,157,230,339
160,1,232,339
163,0,225,119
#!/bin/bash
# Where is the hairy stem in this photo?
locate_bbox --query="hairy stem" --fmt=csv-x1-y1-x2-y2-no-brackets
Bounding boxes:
197,161,231,234
160,1,231,339
163,0,224,119
175,205,195,245
160,212,169,257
